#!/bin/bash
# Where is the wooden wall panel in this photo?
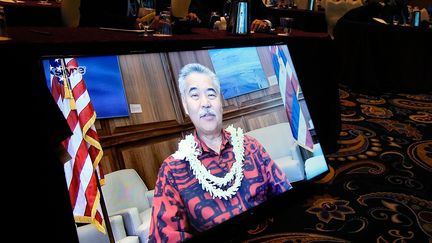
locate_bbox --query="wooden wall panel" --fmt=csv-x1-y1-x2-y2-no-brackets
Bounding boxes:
95,120,102,131
121,136,181,189
223,117,246,132
256,46,277,78
244,105,288,131
114,53,177,128
99,148,123,175
100,149,114,175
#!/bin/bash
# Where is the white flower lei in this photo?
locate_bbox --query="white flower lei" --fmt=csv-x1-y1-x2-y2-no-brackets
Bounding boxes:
172,125,245,200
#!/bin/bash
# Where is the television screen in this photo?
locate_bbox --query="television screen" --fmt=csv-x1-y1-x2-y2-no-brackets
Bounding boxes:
42,55,129,119
41,43,329,242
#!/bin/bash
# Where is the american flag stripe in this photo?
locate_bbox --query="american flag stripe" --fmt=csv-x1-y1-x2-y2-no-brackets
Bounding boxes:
72,82,87,104
50,76,63,102
79,104,95,129
85,174,99,215
66,111,79,135
49,58,105,233
70,139,89,208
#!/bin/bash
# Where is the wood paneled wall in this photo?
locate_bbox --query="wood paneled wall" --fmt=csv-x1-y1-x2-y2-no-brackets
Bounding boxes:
97,47,289,189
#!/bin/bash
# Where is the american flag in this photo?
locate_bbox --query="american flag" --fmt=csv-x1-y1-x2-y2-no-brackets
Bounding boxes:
48,58,105,233
271,45,314,151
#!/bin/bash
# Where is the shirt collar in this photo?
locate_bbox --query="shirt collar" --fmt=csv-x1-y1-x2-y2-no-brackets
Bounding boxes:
193,128,231,153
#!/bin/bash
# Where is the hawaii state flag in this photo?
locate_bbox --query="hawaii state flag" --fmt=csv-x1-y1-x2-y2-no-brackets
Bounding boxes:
270,45,314,151
48,58,105,233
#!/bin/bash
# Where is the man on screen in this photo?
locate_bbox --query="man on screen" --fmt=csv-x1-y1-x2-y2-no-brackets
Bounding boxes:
148,63,291,242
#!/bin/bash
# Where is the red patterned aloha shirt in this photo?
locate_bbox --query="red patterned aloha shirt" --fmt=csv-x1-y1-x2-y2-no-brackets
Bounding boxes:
148,129,291,243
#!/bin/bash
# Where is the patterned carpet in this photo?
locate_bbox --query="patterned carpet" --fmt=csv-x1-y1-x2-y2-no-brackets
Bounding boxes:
237,85,432,243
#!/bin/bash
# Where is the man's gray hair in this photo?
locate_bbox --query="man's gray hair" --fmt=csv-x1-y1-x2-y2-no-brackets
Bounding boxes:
178,63,221,98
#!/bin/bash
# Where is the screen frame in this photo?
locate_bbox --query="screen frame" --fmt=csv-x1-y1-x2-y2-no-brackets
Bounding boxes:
36,38,332,241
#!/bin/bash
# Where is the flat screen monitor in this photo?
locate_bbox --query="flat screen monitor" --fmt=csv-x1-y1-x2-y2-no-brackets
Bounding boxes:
413,10,421,27
40,43,329,242
308,0,316,11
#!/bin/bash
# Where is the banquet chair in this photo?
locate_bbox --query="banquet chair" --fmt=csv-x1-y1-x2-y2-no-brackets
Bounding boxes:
77,215,139,243
102,169,155,243
325,0,349,38
246,122,305,183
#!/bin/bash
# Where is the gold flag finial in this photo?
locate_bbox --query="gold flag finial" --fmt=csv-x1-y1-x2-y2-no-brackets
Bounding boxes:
60,59,76,110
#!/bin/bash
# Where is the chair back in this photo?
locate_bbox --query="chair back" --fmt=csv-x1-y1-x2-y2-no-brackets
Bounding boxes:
325,0,349,37
246,122,295,159
102,169,151,215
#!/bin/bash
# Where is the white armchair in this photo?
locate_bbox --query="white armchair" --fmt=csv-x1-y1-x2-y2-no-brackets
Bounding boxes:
102,169,154,243
246,122,305,183
304,143,328,180
77,215,139,243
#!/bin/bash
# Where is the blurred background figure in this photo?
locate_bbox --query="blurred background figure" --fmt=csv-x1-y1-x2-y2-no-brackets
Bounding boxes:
79,0,155,29
335,0,412,25
325,0,364,38
380,0,409,24
155,0,276,32
61,0,81,27
79,0,275,32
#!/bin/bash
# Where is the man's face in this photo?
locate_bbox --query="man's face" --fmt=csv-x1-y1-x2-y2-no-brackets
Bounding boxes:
182,72,223,136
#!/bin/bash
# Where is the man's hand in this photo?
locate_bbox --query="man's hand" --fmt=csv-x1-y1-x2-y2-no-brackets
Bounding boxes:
251,19,271,32
185,12,198,21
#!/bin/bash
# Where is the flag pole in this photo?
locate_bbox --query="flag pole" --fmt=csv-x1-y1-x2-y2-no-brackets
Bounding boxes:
94,169,115,243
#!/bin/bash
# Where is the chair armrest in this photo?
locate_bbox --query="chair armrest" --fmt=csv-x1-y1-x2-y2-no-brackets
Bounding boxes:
136,218,152,243
111,207,142,236
146,189,155,207
305,155,328,180
117,236,140,243
77,215,126,243
110,215,128,241
77,223,110,243
290,144,304,164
